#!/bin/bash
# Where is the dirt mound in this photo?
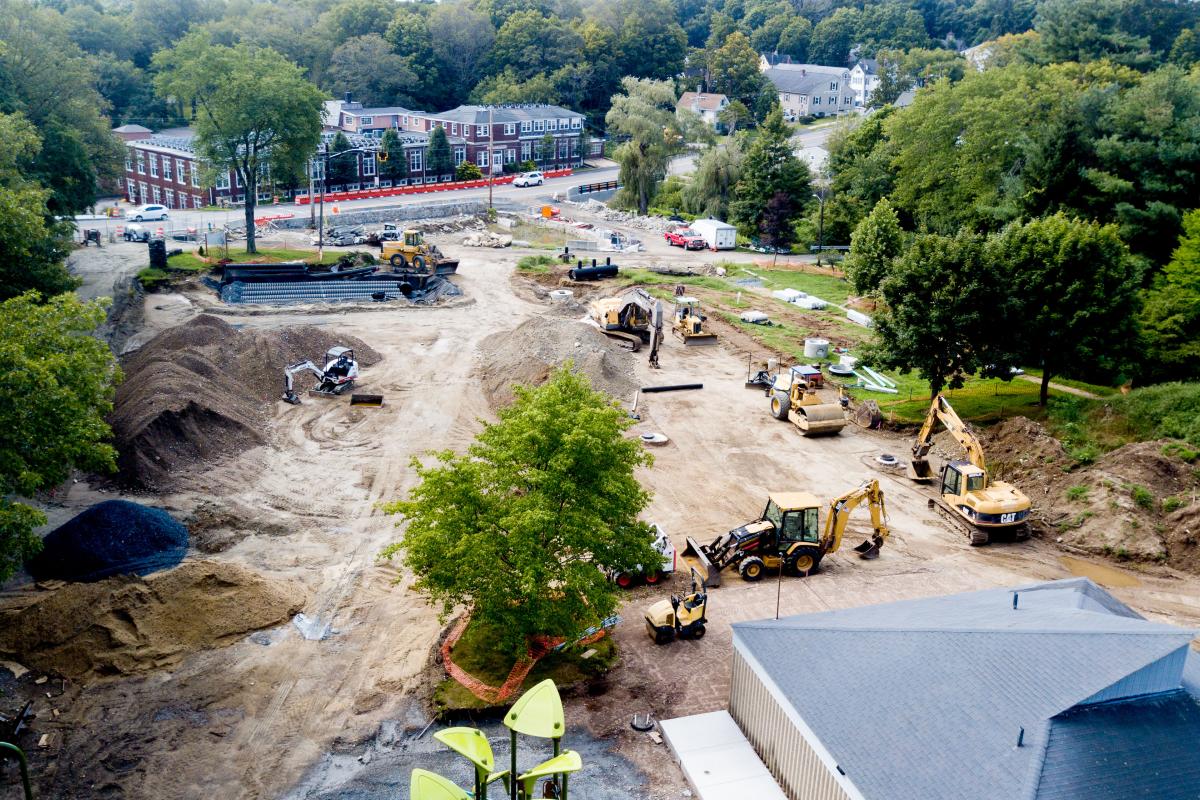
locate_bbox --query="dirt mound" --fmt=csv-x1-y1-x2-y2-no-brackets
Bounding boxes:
982,416,1071,479
0,560,304,679
29,500,187,582
479,318,638,408
110,315,380,489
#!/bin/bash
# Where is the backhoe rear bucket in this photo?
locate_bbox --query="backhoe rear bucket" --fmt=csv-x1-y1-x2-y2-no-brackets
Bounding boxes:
907,458,934,483
350,394,384,407
682,537,722,588
853,539,882,560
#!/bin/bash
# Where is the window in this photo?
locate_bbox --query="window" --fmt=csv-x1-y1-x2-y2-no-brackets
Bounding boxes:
521,120,531,133
165,189,174,208
830,81,838,91
361,116,373,126
126,179,137,200
451,123,458,135
845,96,853,105
139,181,148,201
534,119,544,132
409,150,422,171
163,158,173,181
560,118,569,130
362,155,375,176
214,172,230,190
546,119,557,131
943,467,962,496
124,152,132,173
151,186,161,203
477,149,488,168
453,147,466,165
176,159,186,184
190,164,200,187
829,95,837,105
812,97,821,105
476,124,489,137
136,152,145,175
966,473,986,493
784,93,791,102
504,123,515,135
149,155,159,178
521,141,531,160
505,148,515,164
558,140,567,158
571,118,581,129
193,194,203,209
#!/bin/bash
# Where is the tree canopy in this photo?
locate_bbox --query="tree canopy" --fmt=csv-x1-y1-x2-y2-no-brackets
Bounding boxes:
607,78,685,215
383,366,660,657
1142,210,1200,382
730,108,810,245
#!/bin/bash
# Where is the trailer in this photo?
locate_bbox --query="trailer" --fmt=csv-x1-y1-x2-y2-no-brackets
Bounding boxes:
690,218,737,251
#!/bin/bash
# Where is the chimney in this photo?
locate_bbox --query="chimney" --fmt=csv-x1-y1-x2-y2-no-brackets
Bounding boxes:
344,91,352,104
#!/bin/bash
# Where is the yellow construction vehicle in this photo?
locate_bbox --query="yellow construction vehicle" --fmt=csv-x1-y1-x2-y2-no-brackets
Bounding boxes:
768,366,848,436
671,297,717,346
645,568,708,644
908,394,1032,544
682,480,889,587
381,229,459,275
589,288,663,367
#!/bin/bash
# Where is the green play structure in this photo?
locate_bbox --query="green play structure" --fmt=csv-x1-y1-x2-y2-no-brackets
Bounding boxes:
413,679,582,800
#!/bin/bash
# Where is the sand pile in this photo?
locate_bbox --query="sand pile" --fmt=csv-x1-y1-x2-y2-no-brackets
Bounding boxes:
110,315,381,489
29,500,187,582
479,318,637,408
0,560,304,679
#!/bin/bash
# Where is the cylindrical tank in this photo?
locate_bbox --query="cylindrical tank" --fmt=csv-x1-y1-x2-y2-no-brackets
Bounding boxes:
568,264,619,281
803,338,830,359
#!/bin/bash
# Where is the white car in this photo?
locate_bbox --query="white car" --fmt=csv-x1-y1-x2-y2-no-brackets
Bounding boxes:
513,171,544,187
130,204,169,221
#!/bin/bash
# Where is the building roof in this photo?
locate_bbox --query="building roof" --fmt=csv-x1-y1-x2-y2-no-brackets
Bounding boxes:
760,52,795,67
432,104,583,125
127,134,198,158
340,105,417,118
764,66,846,96
112,124,152,134
733,579,1200,800
895,88,917,107
772,63,849,78
678,92,728,112
852,58,878,75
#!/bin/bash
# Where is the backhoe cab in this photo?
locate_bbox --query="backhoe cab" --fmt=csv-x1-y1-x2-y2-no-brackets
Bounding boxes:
682,482,888,587
908,395,1031,543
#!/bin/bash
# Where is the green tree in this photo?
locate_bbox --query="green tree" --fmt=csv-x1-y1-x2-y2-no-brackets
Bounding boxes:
845,197,904,295
378,129,409,183
776,17,812,61
607,78,683,214
155,33,323,254
868,230,1015,397
1033,0,1153,68
684,139,743,219
471,68,561,105
717,99,751,134
326,131,358,187
1143,209,1200,380
808,7,859,65
537,132,556,167
427,4,495,106
489,11,582,80
0,292,120,581
615,0,688,81
328,34,417,107
382,366,659,657
708,31,766,110
1169,27,1200,66
427,125,454,180
731,108,809,236
455,161,483,180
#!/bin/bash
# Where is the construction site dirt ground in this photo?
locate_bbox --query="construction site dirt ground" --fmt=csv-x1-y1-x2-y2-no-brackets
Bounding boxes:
11,235,1200,799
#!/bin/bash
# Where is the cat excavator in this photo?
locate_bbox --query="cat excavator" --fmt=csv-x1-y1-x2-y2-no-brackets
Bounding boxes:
589,288,663,368
281,346,359,404
908,394,1032,544
683,480,889,587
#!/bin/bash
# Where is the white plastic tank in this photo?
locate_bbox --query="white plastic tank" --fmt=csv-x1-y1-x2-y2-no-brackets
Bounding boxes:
803,338,830,359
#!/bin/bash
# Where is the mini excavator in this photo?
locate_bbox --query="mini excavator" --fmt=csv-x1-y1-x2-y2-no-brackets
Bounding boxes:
589,288,663,368
683,480,889,587
281,346,359,404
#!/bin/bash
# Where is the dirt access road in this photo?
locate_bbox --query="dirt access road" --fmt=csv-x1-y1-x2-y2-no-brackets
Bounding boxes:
35,239,1200,799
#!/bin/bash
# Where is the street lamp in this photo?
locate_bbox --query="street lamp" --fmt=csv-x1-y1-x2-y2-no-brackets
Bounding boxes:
316,142,376,261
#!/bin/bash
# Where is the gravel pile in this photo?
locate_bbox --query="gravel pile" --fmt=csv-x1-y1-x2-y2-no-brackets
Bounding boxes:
29,500,188,582
574,199,678,233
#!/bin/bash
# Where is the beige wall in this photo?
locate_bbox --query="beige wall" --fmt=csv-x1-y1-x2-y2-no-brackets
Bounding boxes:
730,647,855,800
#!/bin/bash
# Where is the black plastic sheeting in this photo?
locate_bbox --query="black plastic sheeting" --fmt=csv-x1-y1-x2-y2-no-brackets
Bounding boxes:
28,500,189,582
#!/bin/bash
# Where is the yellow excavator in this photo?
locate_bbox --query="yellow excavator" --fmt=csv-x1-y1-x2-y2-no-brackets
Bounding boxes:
683,480,889,587
589,288,663,367
908,394,1032,545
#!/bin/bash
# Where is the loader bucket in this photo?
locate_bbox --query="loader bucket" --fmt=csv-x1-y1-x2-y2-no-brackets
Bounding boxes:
796,404,848,436
907,458,934,483
350,394,384,407
853,538,882,560
682,333,718,346
682,537,722,588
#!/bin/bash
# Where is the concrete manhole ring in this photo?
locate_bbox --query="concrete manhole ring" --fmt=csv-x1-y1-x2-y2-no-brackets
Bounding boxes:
640,432,669,446
875,453,901,468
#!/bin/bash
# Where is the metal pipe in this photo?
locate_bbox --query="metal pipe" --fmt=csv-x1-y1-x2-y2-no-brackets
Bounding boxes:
0,742,33,800
510,729,517,800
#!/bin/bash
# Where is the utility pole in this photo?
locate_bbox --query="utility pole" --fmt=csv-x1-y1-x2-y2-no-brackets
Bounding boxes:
487,106,495,211
307,159,315,228
317,145,326,262
813,188,827,268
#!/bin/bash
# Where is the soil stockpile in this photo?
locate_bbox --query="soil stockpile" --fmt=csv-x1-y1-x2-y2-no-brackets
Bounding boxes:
109,314,380,489
479,317,637,408
29,500,188,582
0,560,304,679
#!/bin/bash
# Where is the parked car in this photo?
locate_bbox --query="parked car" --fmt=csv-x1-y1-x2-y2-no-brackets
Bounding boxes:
748,239,791,255
664,228,706,250
123,224,151,242
513,171,544,187
130,204,169,221
309,227,366,246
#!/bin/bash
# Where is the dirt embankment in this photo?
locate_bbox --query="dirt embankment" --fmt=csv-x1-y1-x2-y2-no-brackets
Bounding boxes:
979,417,1200,571
478,317,637,408
0,561,305,679
109,314,381,489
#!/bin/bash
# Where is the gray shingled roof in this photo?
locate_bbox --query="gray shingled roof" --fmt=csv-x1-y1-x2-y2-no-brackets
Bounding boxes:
764,66,843,96
432,104,583,125
733,579,1200,800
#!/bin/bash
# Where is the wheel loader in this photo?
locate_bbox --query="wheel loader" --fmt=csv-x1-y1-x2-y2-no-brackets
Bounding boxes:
644,568,708,644
768,366,848,436
682,481,889,587
908,394,1031,544
671,297,717,346
381,229,459,275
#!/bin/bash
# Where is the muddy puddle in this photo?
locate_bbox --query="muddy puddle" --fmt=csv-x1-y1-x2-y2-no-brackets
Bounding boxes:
1059,555,1142,588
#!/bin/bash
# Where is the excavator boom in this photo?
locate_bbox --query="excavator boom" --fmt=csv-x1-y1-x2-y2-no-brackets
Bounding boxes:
909,395,987,480
822,479,889,559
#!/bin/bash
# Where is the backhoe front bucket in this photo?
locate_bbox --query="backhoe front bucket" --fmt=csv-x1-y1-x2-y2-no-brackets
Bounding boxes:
907,458,934,482
853,538,882,560
682,333,718,346
682,537,722,588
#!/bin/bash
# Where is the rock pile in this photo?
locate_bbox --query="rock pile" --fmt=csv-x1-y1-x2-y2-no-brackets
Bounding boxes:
29,500,189,582
462,231,513,248
575,199,678,233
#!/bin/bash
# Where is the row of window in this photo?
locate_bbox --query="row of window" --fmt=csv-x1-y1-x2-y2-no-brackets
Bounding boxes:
779,93,857,107
356,115,583,136
126,179,206,209
129,151,200,187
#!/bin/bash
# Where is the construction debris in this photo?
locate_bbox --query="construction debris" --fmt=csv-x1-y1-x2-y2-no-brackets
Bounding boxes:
461,231,512,248
574,199,677,233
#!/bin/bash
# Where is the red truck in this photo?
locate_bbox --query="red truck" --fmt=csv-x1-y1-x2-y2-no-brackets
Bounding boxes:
664,228,706,250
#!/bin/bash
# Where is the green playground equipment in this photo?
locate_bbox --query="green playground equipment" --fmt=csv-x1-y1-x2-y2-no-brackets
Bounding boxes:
413,679,582,800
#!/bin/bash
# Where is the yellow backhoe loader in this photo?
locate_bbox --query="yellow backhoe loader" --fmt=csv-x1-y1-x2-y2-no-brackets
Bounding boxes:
671,297,717,346
908,394,1032,545
381,229,459,275
682,480,889,587
768,366,848,436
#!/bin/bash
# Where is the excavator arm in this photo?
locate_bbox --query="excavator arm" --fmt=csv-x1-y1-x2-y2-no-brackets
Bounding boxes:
822,479,889,559
911,395,987,472
282,360,325,404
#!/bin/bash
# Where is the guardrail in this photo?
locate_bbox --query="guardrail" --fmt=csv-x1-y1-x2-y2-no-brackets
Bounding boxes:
294,168,574,206
576,180,620,195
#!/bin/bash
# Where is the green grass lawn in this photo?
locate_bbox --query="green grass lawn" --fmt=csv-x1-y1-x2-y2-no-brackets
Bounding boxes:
726,264,855,306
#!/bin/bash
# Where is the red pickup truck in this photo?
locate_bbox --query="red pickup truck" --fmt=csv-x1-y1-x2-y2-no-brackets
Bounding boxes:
664,228,706,250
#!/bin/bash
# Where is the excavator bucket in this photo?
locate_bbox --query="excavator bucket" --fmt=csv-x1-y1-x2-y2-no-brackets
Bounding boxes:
681,537,722,588
907,458,934,483
853,539,882,560
350,394,384,407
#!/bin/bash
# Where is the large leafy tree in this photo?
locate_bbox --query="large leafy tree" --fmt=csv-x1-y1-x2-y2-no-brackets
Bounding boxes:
1032,0,1153,69
731,108,810,237
155,33,324,253
378,129,409,184
707,31,766,112
683,138,743,219
0,292,120,581
845,197,904,295
427,125,454,180
326,131,358,187
328,34,417,107
489,11,582,80
607,78,684,214
427,4,495,106
1142,209,1200,381
383,366,660,657
998,213,1140,404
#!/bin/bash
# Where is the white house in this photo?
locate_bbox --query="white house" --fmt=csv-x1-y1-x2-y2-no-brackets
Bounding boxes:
849,59,880,107
677,92,730,127
763,65,855,120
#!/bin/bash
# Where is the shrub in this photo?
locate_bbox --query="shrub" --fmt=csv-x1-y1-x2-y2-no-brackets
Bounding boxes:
1065,485,1090,502
1129,484,1155,510
1164,496,1185,513
516,255,555,273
